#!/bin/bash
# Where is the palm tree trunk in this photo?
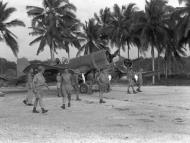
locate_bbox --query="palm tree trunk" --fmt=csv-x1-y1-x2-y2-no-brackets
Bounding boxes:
151,45,155,85
168,57,172,76
51,49,54,61
138,47,140,59
165,60,168,79
157,51,161,81
127,42,130,59
118,47,121,56
68,51,70,60
0,59,2,74
50,42,55,62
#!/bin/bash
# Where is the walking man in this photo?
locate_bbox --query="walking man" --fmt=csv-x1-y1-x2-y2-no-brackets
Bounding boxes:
56,72,62,97
97,68,109,104
61,67,73,109
127,67,137,94
23,68,34,106
32,66,49,113
71,69,81,101
136,68,143,92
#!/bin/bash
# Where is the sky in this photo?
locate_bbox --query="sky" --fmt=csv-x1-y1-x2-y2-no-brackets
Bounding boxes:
0,0,181,61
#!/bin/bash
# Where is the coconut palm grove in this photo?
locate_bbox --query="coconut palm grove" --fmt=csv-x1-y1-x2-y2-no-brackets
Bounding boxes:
0,0,190,84
1,0,190,142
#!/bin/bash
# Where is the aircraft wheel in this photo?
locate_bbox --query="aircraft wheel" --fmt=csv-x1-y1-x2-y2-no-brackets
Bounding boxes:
80,83,89,94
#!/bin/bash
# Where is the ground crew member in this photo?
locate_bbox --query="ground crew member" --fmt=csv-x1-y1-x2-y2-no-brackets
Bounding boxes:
61,67,73,109
71,69,81,101
136,68,143,92
56,72,62,97
127,67,137,94
97,68,109,103
32,66,49,113
23,68,34,106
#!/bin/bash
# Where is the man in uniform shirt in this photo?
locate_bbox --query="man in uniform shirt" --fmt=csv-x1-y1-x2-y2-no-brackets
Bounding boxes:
56,72,62,97
23,68,34,106
32,66,49,113
61,67,73,109
136,68,143,92
97,68,109,103
71,69,81,101
127,67,137,94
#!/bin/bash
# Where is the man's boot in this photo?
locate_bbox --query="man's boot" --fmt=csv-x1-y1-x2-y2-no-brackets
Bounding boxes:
99,99,106,104
61,104,65,109
76,97,81,101
127,90,131,94
136,88,142,92
41,108,48,113
23,100,27,105
32,107,39,113
133,90,137,94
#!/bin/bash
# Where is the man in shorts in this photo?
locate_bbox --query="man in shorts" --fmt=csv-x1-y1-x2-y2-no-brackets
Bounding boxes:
136,68,143,92
97,68,109,103
61,67,73,109
23,68,34,106
56,72,62,97
71,69,81,101
127,67,137,94
32,66,49,113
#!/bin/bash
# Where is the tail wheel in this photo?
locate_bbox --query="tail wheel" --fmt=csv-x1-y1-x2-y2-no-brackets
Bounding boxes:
80,83,89,94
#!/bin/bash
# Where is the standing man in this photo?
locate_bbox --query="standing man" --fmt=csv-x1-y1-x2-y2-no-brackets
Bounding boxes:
136,68,143,92
127,67,137,94
23,68,34,106
97,68,109,104
32,66,49,113
56,72,62,97
61,67,73,109
71,69,81,101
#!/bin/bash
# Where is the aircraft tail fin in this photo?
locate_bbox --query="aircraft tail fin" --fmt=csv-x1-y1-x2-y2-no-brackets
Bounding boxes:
17,58,30,78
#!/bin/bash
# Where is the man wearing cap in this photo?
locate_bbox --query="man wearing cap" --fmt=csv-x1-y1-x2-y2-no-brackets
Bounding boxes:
61,67,73,109
97,68,109,103
32,66,49,113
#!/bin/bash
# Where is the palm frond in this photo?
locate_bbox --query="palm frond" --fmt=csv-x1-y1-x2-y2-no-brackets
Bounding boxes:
37,37,47,55
5,19,25,27
3,32,18,57
29,36,43,46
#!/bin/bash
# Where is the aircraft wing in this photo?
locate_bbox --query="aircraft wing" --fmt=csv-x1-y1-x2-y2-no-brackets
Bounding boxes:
142,71,158,77
23,63,75,74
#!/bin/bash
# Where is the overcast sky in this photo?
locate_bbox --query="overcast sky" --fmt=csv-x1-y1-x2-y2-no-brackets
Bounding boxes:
0,0,180,61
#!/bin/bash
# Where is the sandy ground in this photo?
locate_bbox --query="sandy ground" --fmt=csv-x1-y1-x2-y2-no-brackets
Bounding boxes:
0,86,190,143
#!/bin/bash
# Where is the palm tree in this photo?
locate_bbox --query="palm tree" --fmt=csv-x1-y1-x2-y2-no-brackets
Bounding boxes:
0,1,25,57
176,0,190,50
163,6,187,78
133,0,169,84
105,3,137,58
94,7,112,42
76,18,109,56
27,0,80,61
